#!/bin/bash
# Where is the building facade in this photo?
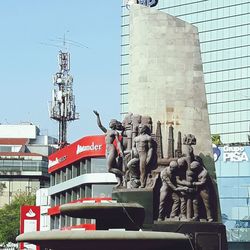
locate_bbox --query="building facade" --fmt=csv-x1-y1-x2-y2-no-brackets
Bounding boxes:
0,124,57,207
121,0,250,144
47,135,116,230
215,145,250,244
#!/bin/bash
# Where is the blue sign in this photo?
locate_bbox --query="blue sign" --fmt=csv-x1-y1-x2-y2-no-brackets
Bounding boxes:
213,144,221,162
137,0,158,7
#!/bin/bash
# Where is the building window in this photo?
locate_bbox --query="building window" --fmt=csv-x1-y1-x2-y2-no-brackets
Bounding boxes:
91,158,107,173
92,184,114,198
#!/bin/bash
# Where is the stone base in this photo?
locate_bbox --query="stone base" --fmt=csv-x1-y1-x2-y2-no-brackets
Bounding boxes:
16,230,194,250
60,202,145,230
153,221,228,250
112,188,158,226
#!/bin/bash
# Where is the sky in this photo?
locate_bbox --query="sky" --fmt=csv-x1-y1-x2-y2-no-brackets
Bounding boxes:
0,1,122,143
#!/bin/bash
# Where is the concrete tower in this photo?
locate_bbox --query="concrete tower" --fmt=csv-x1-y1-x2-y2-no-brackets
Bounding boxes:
128,5,213,159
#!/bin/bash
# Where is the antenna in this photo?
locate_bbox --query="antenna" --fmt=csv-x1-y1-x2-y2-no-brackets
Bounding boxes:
49,49,79,148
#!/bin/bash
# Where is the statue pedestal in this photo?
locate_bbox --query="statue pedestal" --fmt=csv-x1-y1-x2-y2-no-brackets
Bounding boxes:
153,221,228,250
112,188,158,226
60,202,145,230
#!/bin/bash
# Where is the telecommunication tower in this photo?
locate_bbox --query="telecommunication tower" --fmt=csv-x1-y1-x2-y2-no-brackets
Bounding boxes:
49,51,79,148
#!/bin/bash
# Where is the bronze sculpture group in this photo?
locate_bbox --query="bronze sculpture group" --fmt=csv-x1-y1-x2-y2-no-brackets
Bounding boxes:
94,111,156,189
158,135,213,222
94,111,216,222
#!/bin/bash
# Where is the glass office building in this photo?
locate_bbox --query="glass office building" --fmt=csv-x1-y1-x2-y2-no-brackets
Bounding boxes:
121,0,250,144
121,1,250,247
215,145,250,242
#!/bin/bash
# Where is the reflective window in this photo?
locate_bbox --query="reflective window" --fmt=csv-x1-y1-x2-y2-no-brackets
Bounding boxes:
90,158,107,173
92,184,114,198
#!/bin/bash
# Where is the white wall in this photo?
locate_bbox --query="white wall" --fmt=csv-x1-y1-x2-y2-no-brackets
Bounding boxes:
0,124,38,139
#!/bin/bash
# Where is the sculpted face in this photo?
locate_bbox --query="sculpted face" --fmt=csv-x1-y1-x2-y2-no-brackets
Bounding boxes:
109,119,117,129
177,157,187,170
139,125,151,135
190,161,201,171
169,161,178,172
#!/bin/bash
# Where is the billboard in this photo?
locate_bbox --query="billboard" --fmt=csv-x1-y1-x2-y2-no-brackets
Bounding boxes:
213,145,250,163
48,135,106,173
20,206,40,250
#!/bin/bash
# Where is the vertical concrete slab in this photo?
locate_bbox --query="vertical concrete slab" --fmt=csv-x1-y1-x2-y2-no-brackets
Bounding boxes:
128,5,213,164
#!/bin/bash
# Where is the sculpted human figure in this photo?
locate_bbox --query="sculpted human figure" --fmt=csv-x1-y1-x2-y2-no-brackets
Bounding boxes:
158,161,188,221
93,110,124,187
176,158,189,220
190,161,213,222
176,157,199,221
182,134,196,166
121,113,133,152
127,148,140,188
185,165,199,221
133,125,153,188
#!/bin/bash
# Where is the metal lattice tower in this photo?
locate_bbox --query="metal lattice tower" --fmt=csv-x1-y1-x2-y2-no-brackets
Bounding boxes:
49,51,79,148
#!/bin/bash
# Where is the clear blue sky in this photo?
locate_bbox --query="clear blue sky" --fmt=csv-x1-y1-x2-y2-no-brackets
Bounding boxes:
0,1,122,142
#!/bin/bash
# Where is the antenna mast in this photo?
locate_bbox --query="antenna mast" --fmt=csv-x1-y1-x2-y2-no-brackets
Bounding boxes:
49,51,79,148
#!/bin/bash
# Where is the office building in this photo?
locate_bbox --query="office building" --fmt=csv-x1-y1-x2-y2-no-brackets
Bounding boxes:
48,135,116,230
0,123,57,207
216,145,250,247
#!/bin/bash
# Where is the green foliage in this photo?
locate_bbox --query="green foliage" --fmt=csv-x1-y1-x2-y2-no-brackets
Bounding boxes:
211,134,222,145
0,192,35,244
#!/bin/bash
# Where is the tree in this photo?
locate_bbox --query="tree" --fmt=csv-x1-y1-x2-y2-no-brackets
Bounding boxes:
0,192,35,244
211,134,222,145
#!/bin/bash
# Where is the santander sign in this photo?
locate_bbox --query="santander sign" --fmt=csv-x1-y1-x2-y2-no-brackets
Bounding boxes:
48,135,105,173
76,142,102,155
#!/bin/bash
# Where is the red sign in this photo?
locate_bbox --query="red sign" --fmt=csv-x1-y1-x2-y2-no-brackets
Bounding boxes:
20,206,40,250
48,135,106,173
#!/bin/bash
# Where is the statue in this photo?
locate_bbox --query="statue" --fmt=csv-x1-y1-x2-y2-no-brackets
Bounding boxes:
190,161,213,222
127,149,140,188
133,124,153,188
176,157,190,220
182,134,196,166
157,132,216,222
158,161,188,221
93,110,124,187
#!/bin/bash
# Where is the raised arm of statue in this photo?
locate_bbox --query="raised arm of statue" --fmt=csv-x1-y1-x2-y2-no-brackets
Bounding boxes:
93,110,107,133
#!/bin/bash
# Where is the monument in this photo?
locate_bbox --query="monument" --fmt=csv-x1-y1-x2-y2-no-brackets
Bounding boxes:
16,3,227,250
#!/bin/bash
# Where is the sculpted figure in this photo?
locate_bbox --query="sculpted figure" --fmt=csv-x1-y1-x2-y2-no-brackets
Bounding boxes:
176,158,190,220
133,125,153,188
182,134,196,166
177,157,199,221
121,113,133,152
158,161,188,221
190,161,213,222
127,148,140,188
93,110,124,187
185,164,199,221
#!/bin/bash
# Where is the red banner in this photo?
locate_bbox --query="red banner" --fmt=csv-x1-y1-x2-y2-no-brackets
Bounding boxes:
48,135,106,173
20,206,40,250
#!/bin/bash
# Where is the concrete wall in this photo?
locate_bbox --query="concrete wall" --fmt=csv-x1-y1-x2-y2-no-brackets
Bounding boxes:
128,5,213,159
0,124,39,139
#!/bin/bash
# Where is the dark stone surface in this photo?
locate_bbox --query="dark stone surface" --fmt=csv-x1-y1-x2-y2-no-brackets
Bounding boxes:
60,202,145,230
112,188,157,226
153,221,228,250
228,242,250,250
16,230,193,250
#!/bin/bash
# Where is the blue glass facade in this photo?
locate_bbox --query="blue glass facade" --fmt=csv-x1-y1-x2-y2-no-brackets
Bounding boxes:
215,146,250,242
121,0,250,144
